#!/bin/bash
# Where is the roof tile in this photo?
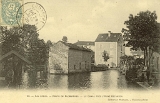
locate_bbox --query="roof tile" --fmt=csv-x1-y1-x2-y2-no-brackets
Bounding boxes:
95,33,122,42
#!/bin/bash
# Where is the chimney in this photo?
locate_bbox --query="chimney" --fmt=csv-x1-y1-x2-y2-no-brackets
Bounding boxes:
108,31,111,37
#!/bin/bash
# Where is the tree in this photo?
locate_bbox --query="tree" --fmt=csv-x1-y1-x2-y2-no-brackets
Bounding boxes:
122,10,160,67
0,24,49,70
120,55,134,66
62,36,68,42
29,39,49,65
0,24,39,55
102,50,109,64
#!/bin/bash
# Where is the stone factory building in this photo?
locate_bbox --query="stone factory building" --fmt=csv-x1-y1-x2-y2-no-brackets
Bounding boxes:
95,31,124,67
74,41,95,64
49,41,92,74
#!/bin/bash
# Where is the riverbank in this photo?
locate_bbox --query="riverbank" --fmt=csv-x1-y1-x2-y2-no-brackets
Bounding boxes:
136,82,151,90
91,66,108,72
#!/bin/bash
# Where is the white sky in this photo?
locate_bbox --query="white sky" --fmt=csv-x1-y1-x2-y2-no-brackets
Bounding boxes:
24,0,160,43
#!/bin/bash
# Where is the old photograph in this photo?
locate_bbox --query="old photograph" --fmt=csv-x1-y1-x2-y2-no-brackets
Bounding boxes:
0,0,160,103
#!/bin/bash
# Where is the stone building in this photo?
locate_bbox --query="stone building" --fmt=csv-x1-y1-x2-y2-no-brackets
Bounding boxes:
150,52,160,79
74,41,95,64
95,31,124,67
49,41,92,74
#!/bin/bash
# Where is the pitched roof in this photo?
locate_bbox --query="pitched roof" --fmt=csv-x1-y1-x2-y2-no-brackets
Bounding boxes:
59,41,91,52
74,41,95,46
0,50,31,64
95,33,122,42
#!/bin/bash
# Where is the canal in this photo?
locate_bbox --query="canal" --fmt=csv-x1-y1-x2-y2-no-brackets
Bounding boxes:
0,69,144,90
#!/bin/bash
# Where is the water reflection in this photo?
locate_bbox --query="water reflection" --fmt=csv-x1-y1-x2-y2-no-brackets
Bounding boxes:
0,70,144,90
48,75,68,89
68,73,91,90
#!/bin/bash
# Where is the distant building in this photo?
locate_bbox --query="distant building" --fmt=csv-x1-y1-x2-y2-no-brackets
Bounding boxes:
124,41,144,58
49,41,92,74
74,41,95,51
95,31,124,67
74,41,95,63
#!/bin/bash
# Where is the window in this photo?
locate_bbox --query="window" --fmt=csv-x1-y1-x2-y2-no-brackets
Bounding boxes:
79,63,81,69
157,57,159,70
74,65,76,70
110,50,114,56
152,57,154,64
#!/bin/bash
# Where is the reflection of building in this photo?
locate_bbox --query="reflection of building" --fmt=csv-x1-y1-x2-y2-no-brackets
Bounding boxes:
95,31,124,67
49,41,91,74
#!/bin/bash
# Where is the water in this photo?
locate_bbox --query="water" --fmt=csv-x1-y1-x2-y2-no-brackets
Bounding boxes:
0,69,144,90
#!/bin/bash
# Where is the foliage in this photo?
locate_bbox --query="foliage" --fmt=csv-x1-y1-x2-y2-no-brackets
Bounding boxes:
62,36,68,42
122,11,160,67
134,58,144,65
28,39,49,65
122,11,160,51
0,25,38,55
120,55,134,64
0,24,49,68
102,50,109,62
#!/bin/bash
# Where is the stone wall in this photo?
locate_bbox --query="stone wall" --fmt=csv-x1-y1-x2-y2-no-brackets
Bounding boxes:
150,52,160,79
151,52,160,72
0,44,3,76
49,42,69,74
117,42,125,67
68,49,91,73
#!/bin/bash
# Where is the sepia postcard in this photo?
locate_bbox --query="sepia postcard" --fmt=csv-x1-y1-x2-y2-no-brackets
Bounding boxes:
0,0,160,103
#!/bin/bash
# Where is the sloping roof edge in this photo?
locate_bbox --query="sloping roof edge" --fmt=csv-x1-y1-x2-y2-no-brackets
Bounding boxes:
74,41,95,45
95,33,122,42
58,41,92,52
0,50,31,64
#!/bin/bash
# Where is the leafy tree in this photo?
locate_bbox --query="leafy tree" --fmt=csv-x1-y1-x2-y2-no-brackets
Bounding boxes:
28,39,49,65
62,36,68,42
0,24,38,55
0,24,49,70
120,55,134,65
102,50,109,63
46,40,53,47
122,11,160,67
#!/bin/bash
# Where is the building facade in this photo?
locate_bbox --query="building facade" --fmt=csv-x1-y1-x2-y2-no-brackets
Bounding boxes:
95,31,124,67
49,41,91,74
74,41,95,64
150,52,160,79
0,43,3,77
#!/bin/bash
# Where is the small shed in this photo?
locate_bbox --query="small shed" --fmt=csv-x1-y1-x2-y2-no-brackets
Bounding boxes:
0,50,31,79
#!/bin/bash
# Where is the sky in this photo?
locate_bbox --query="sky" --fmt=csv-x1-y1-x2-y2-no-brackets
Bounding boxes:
24,0,160,43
